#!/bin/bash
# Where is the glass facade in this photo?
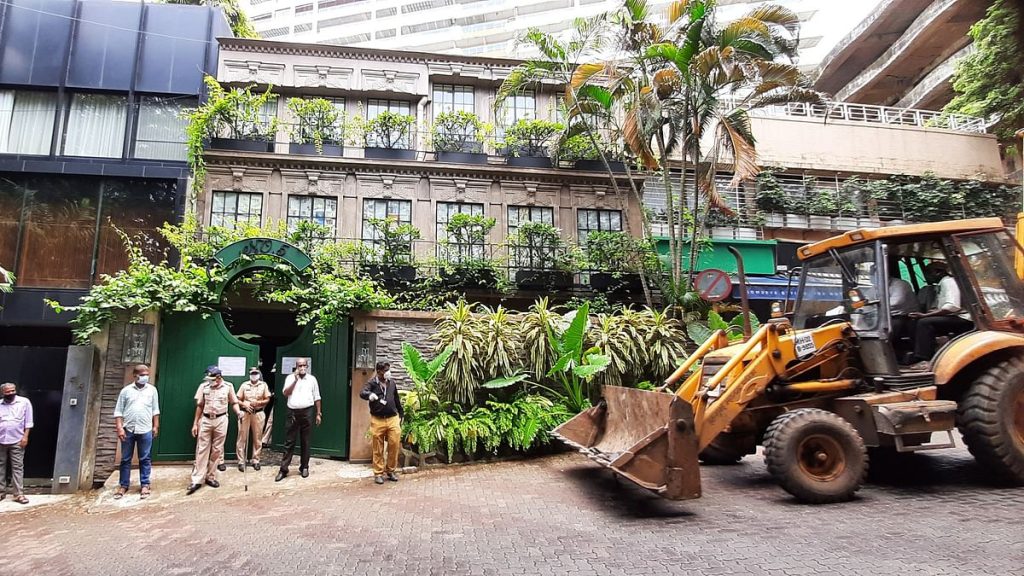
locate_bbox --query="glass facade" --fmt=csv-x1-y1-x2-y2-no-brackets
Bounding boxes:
64,93,129,158
211,192,263,229
0,175,177,289
134,96,195,161
507,205,553,235
577,209,622,244
0,90,58,155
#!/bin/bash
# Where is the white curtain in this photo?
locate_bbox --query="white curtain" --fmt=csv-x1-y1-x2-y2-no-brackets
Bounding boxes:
64,94,127,158
0,90,57,155
134,97,191,161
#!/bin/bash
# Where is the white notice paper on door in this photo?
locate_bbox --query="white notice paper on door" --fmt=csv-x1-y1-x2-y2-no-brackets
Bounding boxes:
218,356,247,377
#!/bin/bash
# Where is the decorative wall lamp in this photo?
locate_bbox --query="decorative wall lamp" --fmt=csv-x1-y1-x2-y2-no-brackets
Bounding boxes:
122,323,154,364
354,330,377,370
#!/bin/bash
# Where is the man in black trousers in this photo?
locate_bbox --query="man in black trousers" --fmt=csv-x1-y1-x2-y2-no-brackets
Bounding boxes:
275,358,321,481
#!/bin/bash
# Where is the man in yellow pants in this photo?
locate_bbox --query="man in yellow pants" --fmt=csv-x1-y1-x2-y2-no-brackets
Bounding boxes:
236,367,270,471
359,361,403,485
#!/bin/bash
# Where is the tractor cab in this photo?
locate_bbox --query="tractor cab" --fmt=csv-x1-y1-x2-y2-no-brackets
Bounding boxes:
792,219,1024,378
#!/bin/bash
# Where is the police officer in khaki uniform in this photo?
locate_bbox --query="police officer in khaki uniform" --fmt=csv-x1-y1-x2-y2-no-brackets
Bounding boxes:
187,366,242,495
236,367,270,471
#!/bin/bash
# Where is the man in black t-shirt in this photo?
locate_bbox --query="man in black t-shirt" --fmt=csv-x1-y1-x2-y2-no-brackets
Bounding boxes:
359,361,404,485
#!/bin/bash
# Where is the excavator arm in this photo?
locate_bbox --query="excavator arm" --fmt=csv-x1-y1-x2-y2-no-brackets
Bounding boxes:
553,321,856,501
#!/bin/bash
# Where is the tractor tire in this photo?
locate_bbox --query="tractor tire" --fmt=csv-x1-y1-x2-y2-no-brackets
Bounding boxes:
763,408,868,504
956,357,1024,485
699,439,747,465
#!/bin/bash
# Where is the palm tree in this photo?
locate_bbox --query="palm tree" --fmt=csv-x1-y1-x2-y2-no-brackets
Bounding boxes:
0,265,13,294
163,0,259,39
634,0,825,285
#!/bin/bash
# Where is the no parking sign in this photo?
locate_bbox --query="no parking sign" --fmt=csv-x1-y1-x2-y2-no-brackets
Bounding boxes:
694,268,733,302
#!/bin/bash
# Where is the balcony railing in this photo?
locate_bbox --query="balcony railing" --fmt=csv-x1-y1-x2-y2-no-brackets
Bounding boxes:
196,233,658,294
731,99,987,134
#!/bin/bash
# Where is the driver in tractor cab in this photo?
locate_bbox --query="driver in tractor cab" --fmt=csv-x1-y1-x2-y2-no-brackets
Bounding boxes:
907,261,973,370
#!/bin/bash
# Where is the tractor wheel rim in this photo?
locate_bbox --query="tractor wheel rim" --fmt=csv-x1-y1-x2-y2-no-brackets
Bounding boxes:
797,434,846,482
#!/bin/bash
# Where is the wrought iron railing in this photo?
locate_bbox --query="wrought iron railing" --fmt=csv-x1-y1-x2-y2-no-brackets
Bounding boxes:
726,98,986,134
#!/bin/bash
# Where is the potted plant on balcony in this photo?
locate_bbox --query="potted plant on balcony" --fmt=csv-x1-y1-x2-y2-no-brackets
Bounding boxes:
806,185,837,229
508,221,577,290
286,97,344,156
706,208,739,239
833,192,860,230
584,231,657,294
557,134,624,172
438,213,499,289
430,111,492,164
755,171,787,228
360,217,420,287
364,111,417,160
503,118,562,168
196,78,279,153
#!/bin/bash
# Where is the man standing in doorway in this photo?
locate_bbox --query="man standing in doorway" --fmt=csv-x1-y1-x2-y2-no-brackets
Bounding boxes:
187,366,243,495
0,382,32,504
113,364,160,500
236,367,270,471
360,361,403,485
275,358,321,481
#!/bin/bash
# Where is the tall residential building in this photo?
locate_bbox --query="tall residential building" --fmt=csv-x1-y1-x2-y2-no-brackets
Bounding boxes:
813,0,987,110
240,0,880,62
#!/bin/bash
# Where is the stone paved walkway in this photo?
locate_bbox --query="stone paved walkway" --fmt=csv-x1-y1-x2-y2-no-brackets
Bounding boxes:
5,445,1023,575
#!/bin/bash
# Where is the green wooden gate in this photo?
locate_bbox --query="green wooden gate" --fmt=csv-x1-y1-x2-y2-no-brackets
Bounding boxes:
272,320,350,458
152,312,259,461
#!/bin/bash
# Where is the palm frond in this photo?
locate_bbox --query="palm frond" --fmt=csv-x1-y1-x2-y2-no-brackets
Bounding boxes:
666,0,695,25
570,62,605,90
718,17,770,48
749,87,827,110
717,108,759,186
745,4,800,34
522,28,566,62
623,109,659,169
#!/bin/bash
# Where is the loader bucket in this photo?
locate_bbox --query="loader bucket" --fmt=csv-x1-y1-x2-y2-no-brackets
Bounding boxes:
553,385,702,500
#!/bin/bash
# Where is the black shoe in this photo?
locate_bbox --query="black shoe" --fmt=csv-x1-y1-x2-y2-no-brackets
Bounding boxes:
300,468,309,478
238,462,245,472
186,484,201,495
253,462,261,471
374,475,385,485
275,470,287,482
386,472,399,482
217,463,226,472
205,479,220,488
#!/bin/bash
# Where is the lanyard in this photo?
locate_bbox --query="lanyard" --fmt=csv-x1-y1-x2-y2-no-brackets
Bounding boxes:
378,379,387,403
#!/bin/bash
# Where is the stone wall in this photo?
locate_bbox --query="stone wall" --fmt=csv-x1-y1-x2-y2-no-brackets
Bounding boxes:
92,321,130,485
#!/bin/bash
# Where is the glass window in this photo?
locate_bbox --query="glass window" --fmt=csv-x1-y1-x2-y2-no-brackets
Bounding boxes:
576,209,622,244
0,90,57,155
18,176,100,288
432,85,474,118
956,232,1024,322
507,205,553,235
0,177,24,269
134,96,194,161
496,90,535,138
794,244,880,332
437,202,484,261
211,192,263,230
64,93,128,158
362,198,411,240
97,179,177,276
288,195,338,234
366,99,412,148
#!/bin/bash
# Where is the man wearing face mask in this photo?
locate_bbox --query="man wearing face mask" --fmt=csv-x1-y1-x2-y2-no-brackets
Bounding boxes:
275,358,321,482
187,366,243,495
359,361,403,485
236,367,270,471
0,382,33,504
112,365,160,500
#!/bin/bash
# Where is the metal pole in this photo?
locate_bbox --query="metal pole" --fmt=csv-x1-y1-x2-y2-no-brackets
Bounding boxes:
727,246,752,340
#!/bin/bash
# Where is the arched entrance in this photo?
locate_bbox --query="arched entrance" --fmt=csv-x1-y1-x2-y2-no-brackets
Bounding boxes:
152,238,350,461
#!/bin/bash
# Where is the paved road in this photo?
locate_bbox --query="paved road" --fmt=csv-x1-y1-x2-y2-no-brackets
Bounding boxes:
6,445,1023,576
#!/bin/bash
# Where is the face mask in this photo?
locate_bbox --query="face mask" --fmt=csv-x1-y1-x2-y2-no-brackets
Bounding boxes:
137,375,150,387
2,393,14,402
250,374,260,382
383,370,392,380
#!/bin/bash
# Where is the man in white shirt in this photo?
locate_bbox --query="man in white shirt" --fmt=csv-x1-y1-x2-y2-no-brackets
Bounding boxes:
887,258,918,345
112,364,160,500
275,358,321,481
908,261,973,369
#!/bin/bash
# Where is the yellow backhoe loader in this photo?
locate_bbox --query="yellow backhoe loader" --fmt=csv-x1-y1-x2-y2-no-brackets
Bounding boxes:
555,217,1024,503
